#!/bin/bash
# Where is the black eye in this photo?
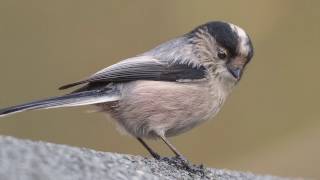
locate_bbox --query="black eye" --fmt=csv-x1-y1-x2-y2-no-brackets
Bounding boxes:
218,51,227,59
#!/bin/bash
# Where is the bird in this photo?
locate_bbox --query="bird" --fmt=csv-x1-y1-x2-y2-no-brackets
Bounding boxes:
0,21,254,162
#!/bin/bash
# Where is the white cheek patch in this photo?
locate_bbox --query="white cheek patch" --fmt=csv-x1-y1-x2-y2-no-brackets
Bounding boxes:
229,23,250,57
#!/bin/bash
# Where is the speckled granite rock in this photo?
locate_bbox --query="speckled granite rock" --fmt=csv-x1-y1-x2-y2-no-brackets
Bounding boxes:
0,136,292,180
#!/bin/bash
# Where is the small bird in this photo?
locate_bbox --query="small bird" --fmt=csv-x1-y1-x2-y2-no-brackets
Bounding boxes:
0,21,253,162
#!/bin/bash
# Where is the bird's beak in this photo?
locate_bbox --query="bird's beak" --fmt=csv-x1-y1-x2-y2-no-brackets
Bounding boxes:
227,57,245,80
228,67,242,80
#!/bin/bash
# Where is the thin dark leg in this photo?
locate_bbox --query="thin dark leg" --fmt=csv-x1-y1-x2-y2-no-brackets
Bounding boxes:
137,137,161,159
158,134,185,159
157,135,206,175
154,134,205,175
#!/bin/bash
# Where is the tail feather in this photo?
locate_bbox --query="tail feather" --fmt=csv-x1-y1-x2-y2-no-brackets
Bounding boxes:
0,88,120,118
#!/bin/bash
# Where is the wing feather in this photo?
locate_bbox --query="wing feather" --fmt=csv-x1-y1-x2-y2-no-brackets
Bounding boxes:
59,56,206,90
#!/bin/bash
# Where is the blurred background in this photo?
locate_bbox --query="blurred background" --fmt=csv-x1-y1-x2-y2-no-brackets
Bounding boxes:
0,0,319,178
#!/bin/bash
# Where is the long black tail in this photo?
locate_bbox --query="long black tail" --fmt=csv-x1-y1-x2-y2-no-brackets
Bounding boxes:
0,89,119,118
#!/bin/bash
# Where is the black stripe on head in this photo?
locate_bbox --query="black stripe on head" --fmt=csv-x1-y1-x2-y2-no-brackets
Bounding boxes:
205,21,239,57
190,21,239,58
246,37,254,62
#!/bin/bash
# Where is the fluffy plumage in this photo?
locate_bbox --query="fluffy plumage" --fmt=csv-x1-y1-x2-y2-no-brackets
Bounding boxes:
0,21,254,161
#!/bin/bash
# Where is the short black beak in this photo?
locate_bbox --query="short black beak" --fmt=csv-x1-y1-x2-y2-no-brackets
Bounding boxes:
228,67,242,80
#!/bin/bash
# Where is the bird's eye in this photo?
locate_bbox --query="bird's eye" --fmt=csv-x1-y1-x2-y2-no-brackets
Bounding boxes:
217,51,227,60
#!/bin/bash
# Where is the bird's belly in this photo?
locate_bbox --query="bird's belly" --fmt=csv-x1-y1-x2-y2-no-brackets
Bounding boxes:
107,80,225,138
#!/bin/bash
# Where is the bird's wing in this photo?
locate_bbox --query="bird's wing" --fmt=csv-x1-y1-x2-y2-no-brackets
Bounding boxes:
59,56,207,90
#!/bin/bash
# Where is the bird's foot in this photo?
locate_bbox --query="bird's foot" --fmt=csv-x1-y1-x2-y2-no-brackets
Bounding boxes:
159,156,206,176
150,152,161,160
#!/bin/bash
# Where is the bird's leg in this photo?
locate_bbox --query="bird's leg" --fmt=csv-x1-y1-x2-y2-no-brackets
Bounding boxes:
157,134,206,175
137,137,161,160
158,134,187,162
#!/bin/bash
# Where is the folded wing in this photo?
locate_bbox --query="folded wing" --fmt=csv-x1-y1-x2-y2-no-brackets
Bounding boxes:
59,56,207,90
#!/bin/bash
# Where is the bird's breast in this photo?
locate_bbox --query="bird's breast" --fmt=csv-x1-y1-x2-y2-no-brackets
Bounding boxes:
107,80,227,138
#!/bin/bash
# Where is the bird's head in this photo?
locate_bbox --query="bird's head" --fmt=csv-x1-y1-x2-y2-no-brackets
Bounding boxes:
187,21,254,84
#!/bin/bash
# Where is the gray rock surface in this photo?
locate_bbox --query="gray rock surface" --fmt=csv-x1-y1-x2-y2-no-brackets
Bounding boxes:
0,136,292,180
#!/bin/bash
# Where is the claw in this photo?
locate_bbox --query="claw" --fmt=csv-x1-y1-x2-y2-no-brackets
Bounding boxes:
175,155,188,164
160,156,206,176
151,152,161,160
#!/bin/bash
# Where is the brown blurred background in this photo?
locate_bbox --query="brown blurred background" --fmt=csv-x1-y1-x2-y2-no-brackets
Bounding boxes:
0,0,319,178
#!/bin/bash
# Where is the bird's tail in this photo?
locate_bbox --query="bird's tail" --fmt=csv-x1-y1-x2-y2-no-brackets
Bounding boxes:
0,88,120,118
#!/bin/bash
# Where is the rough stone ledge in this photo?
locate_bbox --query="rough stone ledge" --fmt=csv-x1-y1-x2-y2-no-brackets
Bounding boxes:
0,135,296,180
